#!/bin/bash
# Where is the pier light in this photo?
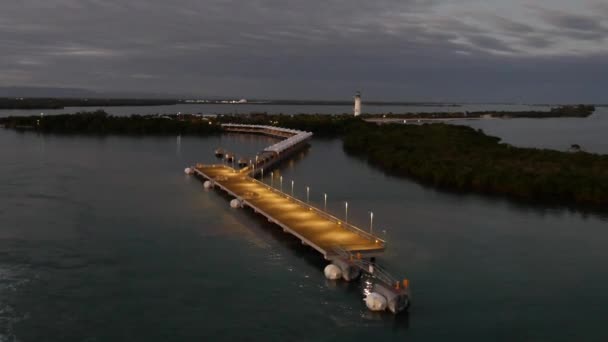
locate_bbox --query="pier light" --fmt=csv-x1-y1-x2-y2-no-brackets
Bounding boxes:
261,168,264,180
324,193,327,211
280,176,283,192
345,202,348,224
271,172,274,187
306,186,310,203
291,180,294,196
369,211,374,234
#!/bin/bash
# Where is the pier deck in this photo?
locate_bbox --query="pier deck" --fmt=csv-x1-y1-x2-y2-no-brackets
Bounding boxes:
194,164,385,257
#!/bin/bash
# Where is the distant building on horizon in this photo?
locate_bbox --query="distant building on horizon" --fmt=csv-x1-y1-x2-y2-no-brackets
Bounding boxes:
354,91,361,116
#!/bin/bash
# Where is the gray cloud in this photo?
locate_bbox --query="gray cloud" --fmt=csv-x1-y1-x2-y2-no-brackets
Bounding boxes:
521,35,554,49
536,7,608,41
491,16,538,34
462,34,520,54
543,11,603,32
0,0,607,102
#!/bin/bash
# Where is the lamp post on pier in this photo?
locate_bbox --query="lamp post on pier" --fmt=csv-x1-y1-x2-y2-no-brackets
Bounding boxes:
345,201,348,224
280,176,283,192
271,172,274,187
306,186,310,203
324,193,327,211
369,211,374,234
291,180,294,196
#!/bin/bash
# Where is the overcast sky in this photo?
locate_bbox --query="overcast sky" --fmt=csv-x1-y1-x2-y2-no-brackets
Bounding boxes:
1,0,607,102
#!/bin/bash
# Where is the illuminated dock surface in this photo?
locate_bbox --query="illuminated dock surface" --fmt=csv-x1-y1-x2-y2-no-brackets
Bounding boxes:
194,164,385,257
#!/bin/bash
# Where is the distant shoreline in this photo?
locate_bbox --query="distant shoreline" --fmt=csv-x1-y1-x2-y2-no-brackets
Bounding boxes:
360,105,595,120
0,97,596,110
0,97,467,110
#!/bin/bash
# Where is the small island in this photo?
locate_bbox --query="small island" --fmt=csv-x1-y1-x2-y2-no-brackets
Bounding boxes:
2,111,606,209
343,122,607,208
362,105,596,122
0,111,220,134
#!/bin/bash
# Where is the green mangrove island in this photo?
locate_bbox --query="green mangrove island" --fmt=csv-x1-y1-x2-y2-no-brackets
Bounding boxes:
2,111,606,208
343,122,607,208
0,98,178,110
0,111,219,135
361,105,596,119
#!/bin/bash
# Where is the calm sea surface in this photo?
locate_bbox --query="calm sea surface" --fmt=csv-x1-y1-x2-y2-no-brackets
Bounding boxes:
1,106,608,341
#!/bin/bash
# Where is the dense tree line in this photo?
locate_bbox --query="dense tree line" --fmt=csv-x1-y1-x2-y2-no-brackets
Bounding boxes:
494,105,595,118
342,122,608,208
0,98,178,110
216,113,360,136
361,105,596,119
0,111,221,135
0,111,357,136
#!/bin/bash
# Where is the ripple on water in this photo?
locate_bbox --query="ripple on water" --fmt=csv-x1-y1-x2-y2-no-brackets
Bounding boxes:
0,265,30,342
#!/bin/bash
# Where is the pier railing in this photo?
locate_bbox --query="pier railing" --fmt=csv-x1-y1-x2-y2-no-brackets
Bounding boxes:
247,172,386,246
332,246,401,287
199,164,385,246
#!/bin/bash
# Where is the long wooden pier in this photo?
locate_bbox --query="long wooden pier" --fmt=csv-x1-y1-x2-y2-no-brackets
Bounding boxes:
187,124,409,314
193,164,385,258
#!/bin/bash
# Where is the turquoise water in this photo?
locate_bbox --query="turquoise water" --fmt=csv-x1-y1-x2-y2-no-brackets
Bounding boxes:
1,127,608,341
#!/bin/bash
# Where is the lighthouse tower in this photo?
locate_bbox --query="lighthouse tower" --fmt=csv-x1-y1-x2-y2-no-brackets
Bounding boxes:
353,91,362,116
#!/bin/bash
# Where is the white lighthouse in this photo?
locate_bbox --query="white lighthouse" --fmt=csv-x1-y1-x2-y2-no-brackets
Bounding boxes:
353,91,362,116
